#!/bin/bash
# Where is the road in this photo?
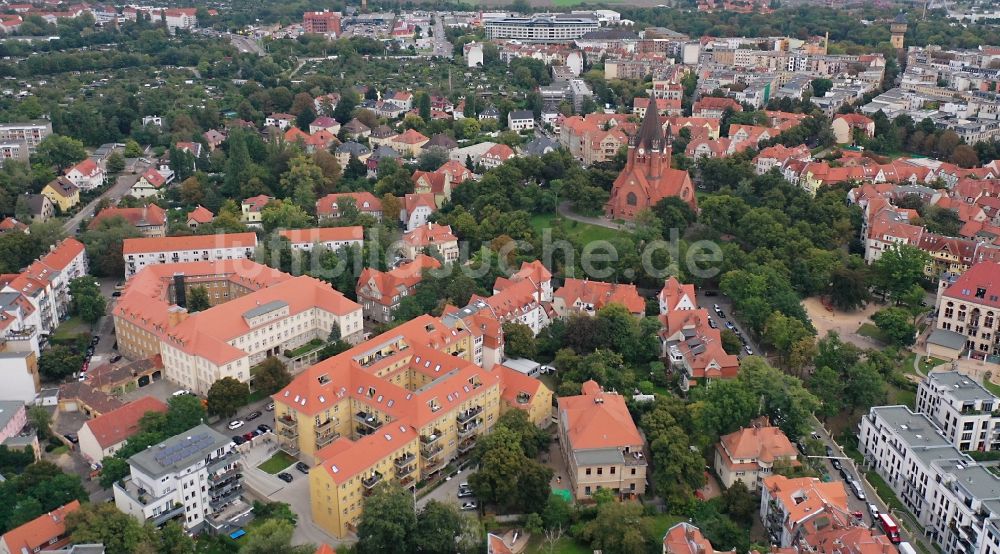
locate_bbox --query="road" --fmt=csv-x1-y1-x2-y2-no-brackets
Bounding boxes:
430,13,452,58
229,33,264,56
694,290,760,360
62,161,147,235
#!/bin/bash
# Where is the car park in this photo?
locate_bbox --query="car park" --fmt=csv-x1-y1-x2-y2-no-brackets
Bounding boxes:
277,472,293,483
296,462,310,474
246,411,262,420
228,420,245,430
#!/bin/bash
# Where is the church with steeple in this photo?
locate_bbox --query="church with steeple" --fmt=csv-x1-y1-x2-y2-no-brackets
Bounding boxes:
605,106,697,221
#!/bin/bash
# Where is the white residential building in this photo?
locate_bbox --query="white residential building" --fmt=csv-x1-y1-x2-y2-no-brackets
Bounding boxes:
0,351,40,404
484,15,599,42
0,238,89,335
277,227,364,252
507,110,535,131
113,425,247,532
917,371,1000,452
0,120,51,153
64,159,105,190
122,233,258,279
858,405,1000,554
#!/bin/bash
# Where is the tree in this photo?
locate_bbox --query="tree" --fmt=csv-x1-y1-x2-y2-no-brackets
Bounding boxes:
187,286,210,312
106,152,126,174
206,377,249,418
720,329,742,355
356,482,416,554
810,78,833,98
950,144,979,168
829,266,870,311
413,501,463,554
98,457,130,489
580,500,652,554
35,135,86,171
871,307,917,347
163,391,206,434
124,140,144,158
845,361,887,413
651,196,697,234
763,311,815,367
720,480,756,525
381,194,402,223
80,216,142,277
494,409,549,459
26,405,51,439
239,519,308,554
179,176,204,205
66,502,155,554
870,245,928,304
808,366,844,420
38,345,84,381
470,426,552,513
501,322,536,359
417,92,431,122
253,357,292,395
261,200,312,232
157,521,194,554
69,276,106,323
281,155,324,213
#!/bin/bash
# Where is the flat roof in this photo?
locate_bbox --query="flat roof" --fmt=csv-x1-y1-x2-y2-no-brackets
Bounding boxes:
926,371,997,403
574,448,625,466
938,461,1000,500
128,424,230,479
928,328,967,350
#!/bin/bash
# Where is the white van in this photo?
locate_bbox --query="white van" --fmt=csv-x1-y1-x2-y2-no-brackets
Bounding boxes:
896,542,917,554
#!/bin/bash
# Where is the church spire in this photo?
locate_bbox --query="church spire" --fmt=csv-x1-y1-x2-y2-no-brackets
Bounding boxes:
635,103,664,152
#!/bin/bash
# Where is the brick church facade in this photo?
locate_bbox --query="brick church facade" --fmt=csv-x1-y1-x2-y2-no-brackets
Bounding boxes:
605,107,698,221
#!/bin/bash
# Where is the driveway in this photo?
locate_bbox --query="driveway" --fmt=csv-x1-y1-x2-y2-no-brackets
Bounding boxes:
63,162,147,235
556,201,625,231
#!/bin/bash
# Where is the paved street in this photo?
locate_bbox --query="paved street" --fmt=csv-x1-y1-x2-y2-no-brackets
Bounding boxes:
430,13,452,57
62,160,148,235
694,289,761,361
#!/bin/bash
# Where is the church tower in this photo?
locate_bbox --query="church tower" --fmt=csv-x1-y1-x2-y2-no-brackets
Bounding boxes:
890,13,907,50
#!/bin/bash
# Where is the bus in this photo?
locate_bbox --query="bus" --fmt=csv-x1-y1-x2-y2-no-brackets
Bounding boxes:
878,513,901,543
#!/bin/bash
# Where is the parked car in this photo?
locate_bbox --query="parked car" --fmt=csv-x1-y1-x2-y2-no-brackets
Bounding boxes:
850,480,867,501
724,321,735,330
231,435,245,445
172,389,191,397
825,445,834,457
246,411,262,421
744,345,753,355
265,402,275,411
461,501,478,511
111,291,121,297
228,420,245,430
110,354,122,363
840,467,851,481
64,433,78,444
90,336,100,346
457,487,474,498
868,503,880,519
257,424,271,434
242,431,254,441
704,290,718,297
277,472,293,483
707,316,718,329
295,462,310,474
831,459,842,471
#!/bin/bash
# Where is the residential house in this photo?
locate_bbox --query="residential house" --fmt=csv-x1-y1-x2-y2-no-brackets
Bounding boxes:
480,143,516,169
553,279,644,318
661,308,739,389
400,223,460,262
0,501,81,554
356,254,441,323
203,129,226,151
662,522,735,554
714,418,798,490
390,129,430,156
316,192,382,221
89,204,168,237
77,396,168,463
507,110,535,131
556,380,647,500
41,178,80,211
265,113,296,130
128,168,168,199
0,217,28,234
387,91,414,111
632,97,683,119
310,117,341,136
64,159,105,190
832,113,876,144
658,276,697,315
0,401,26,444
335,142,371,167
692,97,742,118
187,206,214,228
241,194,273,228
401,193,437,232
341,119,371,139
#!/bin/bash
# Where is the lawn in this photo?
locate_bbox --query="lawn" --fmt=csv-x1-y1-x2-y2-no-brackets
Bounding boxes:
526,536,589,554
856,323,888,344
900,352,946,376
257,451,296,474
530,213,618,243
286,339,324,358
984,380,1000,397
52,316,91,342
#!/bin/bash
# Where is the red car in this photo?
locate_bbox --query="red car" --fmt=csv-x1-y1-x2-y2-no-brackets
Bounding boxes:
242,431,254,441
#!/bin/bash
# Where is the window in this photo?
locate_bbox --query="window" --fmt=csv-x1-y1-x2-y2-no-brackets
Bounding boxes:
626,192,637,206
585,468,591,475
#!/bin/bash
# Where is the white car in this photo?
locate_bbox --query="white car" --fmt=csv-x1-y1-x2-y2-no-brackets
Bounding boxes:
868,503,880,519
227,420,245,430
461,501,478,511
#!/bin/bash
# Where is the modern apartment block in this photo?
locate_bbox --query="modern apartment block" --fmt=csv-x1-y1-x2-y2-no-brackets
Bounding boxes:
0,238,89,335
917,371,1000,452
274,314,551,538
556,380,647,500
113,424,247,532
122,233,259,279
858,405,1000,554
114,260,363,395
484,15,599,42
0,120,52,153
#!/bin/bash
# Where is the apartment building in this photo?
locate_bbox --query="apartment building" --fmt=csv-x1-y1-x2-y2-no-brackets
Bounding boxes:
278,227,364,252
399,223,460,263
484,15,599,43
552,279,644,317
0,141,28,167
316,192,382,222
113,425,246,532
917,371,1000,452
858,405,1000,554
122,233,258,279
303,10,341,36
0,238,89,335
89,204,167,238
556,380,647,500
507,110,535,131
714,418,797,491
0,120,52,153
78,396,168,463
356,254,441,323
932,261,1000,359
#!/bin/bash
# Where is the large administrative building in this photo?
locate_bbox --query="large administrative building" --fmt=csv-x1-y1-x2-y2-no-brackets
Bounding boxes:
484,14,600,42
113,260,363,395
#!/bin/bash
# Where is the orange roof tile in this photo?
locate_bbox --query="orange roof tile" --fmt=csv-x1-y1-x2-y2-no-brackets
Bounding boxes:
0,501,80,553
718,422,796,466
187,205,214,224
82,396,168,449
554,279,645,315
89,204,167,230
122,232,258,255
278,227,364,244
316,192,382,216
557,380,642,450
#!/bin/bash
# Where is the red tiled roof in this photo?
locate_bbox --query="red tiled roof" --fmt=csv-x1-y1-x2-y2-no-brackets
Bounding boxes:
942,261,1000,309
554,279,644,315
557,380,642,450
122,232,258,255
187,205,214,224
89,204,167,230
278,227,364,244
316,192,382,216
0,501,81,553
82,396,168,449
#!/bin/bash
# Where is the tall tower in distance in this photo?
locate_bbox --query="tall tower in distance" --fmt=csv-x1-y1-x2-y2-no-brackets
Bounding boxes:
361,0,368,12
890,12,907,50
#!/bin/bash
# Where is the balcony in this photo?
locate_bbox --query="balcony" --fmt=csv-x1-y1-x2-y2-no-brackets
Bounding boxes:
457,419,482,438
278,436,299,455
315,417,338,431
355,411,382,431
208,468,240,484
395,452,416,470
4,326,36,342
149,504,185,527
362,471,384,490
456,406,483,425
278,424,298,439
315,429,340,448
424,457,446,474
210,485,243,510
458,436,477,453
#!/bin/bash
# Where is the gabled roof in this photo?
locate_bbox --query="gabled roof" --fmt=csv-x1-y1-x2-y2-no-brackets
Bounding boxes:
554,279,645,315
187,205,214,224
718,421,796,465
402,223,458,248
242,194,273,212
941,261,1000,309
44,177,78,198
0,500,81,553
82,396,168,449
138,168,166,188
393,129,430,145
89,204,167,230
404,193,436,215
278,227,364,244
316,192,382,216
66,158,101,177
122,232,258,255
